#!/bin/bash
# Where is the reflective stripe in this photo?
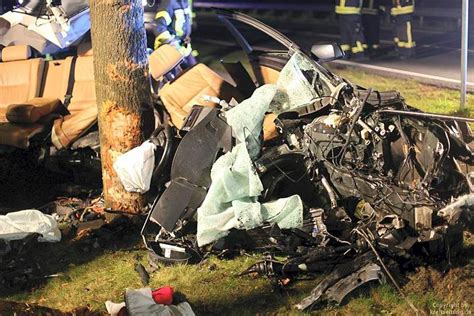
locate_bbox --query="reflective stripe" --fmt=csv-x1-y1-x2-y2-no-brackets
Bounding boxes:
396,41,416,48
154,37,161,50
154,31,173,50
391,5,414,16
371,44,380,49
349,40,365,53
407,21,413,47
156,30,172,42
174,9,186,37
341,44,351,51
336,5,361,14
155,11,172,25
178,43,192,57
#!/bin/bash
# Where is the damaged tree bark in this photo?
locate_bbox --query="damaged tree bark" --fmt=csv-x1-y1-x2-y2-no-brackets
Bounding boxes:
89,0,153,213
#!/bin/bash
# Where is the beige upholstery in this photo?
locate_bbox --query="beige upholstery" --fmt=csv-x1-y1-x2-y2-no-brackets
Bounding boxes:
6,98,61,123
41,57,74,103
0,46,44,109
149,44,183,80
0,45,47,148
257,65,280,85
0,108,7,123
159,63,240,129
1,45,31,62
52,48,97,149
263,113,278,141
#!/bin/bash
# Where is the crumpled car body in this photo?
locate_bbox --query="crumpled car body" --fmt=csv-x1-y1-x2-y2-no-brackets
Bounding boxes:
0,0,90,53
140,12,474,310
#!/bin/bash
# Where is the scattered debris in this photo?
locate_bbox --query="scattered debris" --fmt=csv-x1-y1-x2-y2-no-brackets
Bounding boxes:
0,195,136,291
135,262,150,286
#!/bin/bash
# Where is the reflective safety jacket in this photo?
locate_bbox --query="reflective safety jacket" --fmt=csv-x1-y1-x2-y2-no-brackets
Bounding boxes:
154,0,192,52
391,0,415,16
335,0,363,15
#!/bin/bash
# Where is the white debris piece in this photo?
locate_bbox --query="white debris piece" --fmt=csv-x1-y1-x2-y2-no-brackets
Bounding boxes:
0,209,61,242
113,141,157,194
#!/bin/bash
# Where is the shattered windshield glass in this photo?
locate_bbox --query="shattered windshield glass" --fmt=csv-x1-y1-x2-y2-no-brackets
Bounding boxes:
270,52,332,114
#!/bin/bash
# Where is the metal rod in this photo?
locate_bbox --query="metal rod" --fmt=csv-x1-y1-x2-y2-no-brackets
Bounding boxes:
377,109,474,123
461,0,469,110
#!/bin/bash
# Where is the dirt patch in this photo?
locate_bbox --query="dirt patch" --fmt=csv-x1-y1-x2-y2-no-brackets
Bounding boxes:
404,266,474,306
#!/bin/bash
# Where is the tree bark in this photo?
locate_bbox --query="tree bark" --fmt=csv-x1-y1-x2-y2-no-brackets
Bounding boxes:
89,0,153,213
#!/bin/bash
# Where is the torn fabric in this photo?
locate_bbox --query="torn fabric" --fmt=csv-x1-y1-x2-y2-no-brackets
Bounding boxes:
197,143,303,246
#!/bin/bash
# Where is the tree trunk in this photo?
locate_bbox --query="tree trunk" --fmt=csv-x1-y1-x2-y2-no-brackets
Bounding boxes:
89,0,153,213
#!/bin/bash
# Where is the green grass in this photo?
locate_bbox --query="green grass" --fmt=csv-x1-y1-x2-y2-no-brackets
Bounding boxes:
2,66,474,315
6,233,471,315
5,234,472,315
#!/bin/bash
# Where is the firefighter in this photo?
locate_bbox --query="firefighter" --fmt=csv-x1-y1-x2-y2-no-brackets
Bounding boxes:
362,0,381,57
335,0,367,59
153,0,196,69
391,0,415,59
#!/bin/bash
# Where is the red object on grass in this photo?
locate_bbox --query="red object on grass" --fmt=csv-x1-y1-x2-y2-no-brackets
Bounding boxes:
152,286,174,305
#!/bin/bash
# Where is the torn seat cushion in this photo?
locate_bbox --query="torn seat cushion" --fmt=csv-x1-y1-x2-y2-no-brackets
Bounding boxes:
6,98,61,123
159,63,240,129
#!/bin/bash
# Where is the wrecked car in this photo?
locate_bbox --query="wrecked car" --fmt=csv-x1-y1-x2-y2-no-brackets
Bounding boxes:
1,5,473,310
141,11,474,310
